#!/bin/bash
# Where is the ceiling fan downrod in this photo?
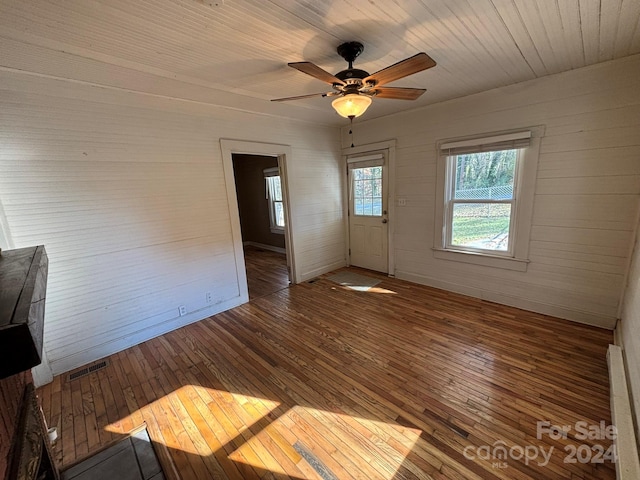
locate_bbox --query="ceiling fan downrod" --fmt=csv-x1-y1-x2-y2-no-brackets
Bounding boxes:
337,41,364,69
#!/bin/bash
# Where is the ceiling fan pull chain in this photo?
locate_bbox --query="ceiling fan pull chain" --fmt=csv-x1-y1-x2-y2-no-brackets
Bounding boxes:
349,115,355,148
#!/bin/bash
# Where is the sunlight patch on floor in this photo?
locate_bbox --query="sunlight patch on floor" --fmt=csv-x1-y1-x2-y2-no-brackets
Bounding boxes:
104,385,281,456
332,285,397,294
228,406,421,479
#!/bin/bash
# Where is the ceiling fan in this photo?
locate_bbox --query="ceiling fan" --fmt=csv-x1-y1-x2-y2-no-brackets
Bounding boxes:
272,41,436,119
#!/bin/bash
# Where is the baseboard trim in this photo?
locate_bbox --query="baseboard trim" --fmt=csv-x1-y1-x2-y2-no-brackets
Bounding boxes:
48,294,247,376
243,241,286,254
607,345,640,479
396,270,616,329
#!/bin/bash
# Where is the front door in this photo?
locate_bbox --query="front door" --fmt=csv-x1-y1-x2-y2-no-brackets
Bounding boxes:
348,153,388,273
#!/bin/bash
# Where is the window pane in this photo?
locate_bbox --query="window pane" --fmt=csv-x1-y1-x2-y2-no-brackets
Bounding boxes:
266,176,283,201
352,166,383,217
272,176,282,201
274,201,285,227
451,203,511,251
453,149,516,200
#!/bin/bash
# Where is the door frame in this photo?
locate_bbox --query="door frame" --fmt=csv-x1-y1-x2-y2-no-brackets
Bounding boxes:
0,197,13,250
342,139,397,276
220,139,298,304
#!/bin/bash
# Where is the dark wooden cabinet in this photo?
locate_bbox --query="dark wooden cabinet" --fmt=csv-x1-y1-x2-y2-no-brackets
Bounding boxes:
0,246,48,379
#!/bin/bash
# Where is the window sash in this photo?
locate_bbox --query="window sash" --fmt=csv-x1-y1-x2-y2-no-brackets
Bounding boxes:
445,199,515,253
265,174,284,232
443,149,520,256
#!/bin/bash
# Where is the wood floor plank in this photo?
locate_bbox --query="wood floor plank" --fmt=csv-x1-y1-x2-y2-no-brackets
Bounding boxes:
244,245,290,300
38,268,616,479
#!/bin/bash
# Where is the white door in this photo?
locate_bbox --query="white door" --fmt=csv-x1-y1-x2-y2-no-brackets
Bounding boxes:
348,153,388,273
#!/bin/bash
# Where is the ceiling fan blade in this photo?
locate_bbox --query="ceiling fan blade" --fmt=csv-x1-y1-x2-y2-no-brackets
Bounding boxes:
288,62,345,85
372,87,427,100
271,92,330,102
364,53,436,86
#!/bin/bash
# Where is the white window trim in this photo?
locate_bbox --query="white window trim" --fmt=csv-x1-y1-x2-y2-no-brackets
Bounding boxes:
264,167,285,234
433,126,544,272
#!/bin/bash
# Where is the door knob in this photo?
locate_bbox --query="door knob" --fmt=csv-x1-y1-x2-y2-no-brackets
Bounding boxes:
382,219,388,224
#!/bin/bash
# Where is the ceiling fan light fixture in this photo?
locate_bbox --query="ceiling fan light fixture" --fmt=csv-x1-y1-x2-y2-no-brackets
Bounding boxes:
331,94,372,118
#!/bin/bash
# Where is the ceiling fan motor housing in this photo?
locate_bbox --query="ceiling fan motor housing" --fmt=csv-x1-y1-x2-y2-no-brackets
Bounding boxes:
335,68,370,82
336,42,370,90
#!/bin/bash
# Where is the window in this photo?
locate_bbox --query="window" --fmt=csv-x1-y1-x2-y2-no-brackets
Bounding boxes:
447,149,518,253
264,167,284,233
434,128,543,271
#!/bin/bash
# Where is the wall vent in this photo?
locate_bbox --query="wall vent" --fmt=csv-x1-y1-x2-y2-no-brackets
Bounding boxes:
67,360,109,381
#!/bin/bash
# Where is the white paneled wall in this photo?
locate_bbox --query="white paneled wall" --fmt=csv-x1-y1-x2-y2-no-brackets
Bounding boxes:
342,55,640,329
0,70,344,375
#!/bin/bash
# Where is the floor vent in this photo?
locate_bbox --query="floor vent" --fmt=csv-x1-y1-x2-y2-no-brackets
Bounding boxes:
307,278,319,284
68,360,109,381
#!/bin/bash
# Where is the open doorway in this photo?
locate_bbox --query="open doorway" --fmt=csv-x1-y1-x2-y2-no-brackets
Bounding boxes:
232,153,291,299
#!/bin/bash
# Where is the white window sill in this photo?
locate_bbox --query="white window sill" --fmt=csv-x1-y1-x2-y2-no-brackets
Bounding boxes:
432,247,529,272
270,227,285,235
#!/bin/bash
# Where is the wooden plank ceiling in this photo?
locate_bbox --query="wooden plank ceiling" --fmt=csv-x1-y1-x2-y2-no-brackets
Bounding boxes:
0,0,639,125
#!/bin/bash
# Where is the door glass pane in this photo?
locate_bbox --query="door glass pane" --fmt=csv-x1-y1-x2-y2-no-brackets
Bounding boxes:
352,166,383,217
451,203,511,251
363,197,373,216
373,178,382,196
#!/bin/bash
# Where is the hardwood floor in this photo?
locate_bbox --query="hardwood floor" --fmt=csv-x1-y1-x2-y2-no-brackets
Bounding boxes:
37,269,616,479
244,245,290,300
